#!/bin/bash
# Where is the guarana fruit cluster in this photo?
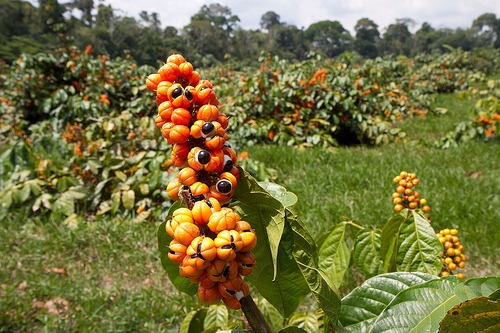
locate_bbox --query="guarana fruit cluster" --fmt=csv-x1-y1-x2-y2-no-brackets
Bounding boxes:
392,171,431,220
437,228,466,279
146,54,256,309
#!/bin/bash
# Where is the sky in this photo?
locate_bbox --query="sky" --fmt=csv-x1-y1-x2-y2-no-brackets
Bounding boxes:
103,0,500,33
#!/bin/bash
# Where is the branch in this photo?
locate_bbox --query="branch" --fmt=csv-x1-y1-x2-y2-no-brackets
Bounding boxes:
237,293,272,333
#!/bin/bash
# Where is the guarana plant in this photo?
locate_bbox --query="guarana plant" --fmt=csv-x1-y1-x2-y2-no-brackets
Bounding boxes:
147,55,498,332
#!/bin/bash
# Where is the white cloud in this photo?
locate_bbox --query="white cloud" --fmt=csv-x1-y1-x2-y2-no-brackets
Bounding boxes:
103,0,500,34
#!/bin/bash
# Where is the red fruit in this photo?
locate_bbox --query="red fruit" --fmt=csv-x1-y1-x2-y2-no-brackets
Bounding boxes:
167,239,187,263
189,181,210,197
166,178,181,200
178,167,198,186
214,230,243,261
169,125,190,144
236,252,256,275
146,73,162,91
158,101,174,122
197,104,219,121
208,208,239,234
171,108,192,125
218,275,244,299
198,285,221,305
166,54,186,65
174,222,200,246
158,62,180,82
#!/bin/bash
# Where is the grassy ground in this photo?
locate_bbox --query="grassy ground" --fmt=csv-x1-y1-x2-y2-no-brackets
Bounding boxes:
1,93,498,332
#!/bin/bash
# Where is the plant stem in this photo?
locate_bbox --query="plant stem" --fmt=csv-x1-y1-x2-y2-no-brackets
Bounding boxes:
239,294,272,333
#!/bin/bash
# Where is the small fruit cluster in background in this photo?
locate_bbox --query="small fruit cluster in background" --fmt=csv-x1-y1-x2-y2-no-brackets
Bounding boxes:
146,54,256,309
437,228,466,278
392,171,431,220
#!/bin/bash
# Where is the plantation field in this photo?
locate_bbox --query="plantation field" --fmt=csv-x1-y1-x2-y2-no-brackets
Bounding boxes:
1,91,498,332
1,48,499,331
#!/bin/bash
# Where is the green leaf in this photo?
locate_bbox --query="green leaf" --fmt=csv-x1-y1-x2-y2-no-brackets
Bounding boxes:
369,277,463,333
257,298,285,332
352,228,383,277
52,186,87,217
111,191,121,214
438,296,500,333
18,184,31,203
380,212,406,272
456,277,500,301
339,272,438,332
287,312,319,333
115,170,127,182
258,181,298,207
233,168,286,280
157,201,197,296
236,202,309,317
286,209,341,325
204,304,228,330
180,308,207,333
122,189,135,210
396,211,442,274
317,221,352,289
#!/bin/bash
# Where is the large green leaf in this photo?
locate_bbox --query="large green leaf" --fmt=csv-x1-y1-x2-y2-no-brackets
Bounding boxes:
396,210,442,274
233,168,286,279
157,201,197,296
456,276,500,301
339,272,438,332
438,296,500,333
236,202,309,317
204,304,229,331
258,181,298,207
369,277,462,333
317,221,353,289
380,212,406,272
180,308,207,333
352,228,383,277
286,209,341,325
373,276,500,333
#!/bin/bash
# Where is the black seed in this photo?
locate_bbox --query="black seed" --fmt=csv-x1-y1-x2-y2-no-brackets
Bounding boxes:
227,289,236,295
172,87,183,99
206,201,213,208
202,122,215,135
196,150,210,164
223,159,233,172
169,250,176,255
221,245,232,249
222,264,230,277
185,89,194,100
191,194,205,201
216,180,232,194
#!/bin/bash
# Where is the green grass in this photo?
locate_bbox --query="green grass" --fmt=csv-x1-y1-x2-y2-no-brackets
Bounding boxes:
1,92,499,331
0,213,201,332
245,93,499,277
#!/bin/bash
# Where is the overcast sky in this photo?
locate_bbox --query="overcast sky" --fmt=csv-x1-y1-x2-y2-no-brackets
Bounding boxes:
103,0,500,33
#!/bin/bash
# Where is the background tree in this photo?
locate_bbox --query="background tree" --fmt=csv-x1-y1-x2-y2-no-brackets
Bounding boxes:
305,20,352,57
472,13,500,48
353,18,380,58
379,19,413,56
260,11,281,31
184,4,240,63
413,22,438,54
68,0,94,27
268,24,307,60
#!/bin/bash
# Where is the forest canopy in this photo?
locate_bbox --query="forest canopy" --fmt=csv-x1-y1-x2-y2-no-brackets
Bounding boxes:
0,0,499,66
